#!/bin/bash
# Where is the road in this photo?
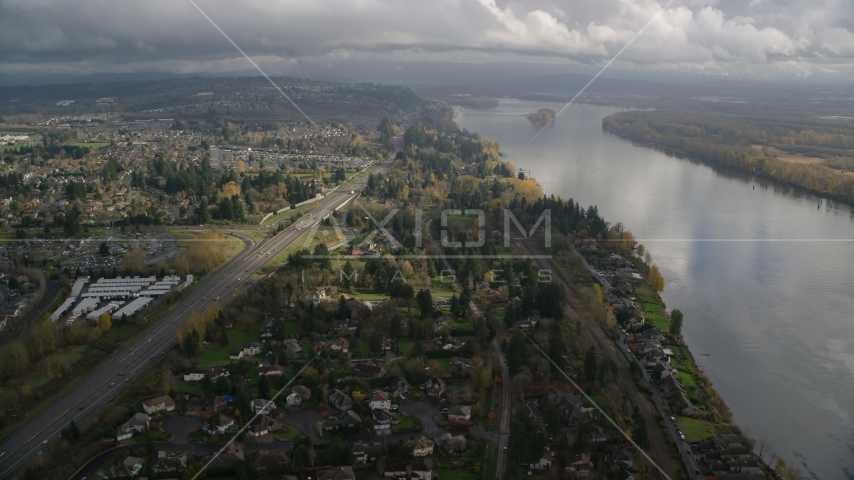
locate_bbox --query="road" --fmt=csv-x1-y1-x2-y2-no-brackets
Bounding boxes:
493,339,511,480
0,156,393,479
519,238,678,480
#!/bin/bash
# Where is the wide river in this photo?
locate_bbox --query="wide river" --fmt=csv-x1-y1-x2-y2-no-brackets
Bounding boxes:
454,99,854,480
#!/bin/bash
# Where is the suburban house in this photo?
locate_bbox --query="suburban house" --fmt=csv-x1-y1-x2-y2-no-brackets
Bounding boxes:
209,366,229,380
152,452,187,474
229,349,244,360
332,318,359,331
527,451,553,472
369,391,391,410
407,436,435,457
183,370,206,381
327,389,354,411
243,342,262,356
388,378,412,398
420,377,446,398
204,414,236,435
372,408,396,434
100,456,144,478
384,460,433,480
447,405,472,422
606,448,633,469
259,364,285,378
434,433,467,452
565,453,594,478
116,413,149,441
616,470,634,480
317,466,356,480
329,337,349,353
142,395,176,414
539,388,590,426
433,316,452,331
186,394,227,415
286,385,312,406
322,410,361,431
352,441,385,464
247,415,283,438
283,338,302,354
249,450,289,473
352,361,385,378
252,398,276,414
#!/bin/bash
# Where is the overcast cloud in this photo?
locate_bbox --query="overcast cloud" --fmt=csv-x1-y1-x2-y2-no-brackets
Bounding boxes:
1,0,852,79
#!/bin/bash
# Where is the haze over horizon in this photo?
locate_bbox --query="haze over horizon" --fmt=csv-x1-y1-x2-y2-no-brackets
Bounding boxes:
2,0,854,86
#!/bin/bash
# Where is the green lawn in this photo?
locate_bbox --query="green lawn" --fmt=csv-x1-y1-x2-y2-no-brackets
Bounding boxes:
395,414,418,431
639,294,658,304
196,324,261,366
647,313,668,331
643,303,662,312
275,425,301,440
675,416,727,442
397,340,412,354
173,382,208,395
434,470,478,480
677,371,698,387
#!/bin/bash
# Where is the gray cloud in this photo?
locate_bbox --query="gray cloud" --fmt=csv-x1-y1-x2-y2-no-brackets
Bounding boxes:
0,0,852,78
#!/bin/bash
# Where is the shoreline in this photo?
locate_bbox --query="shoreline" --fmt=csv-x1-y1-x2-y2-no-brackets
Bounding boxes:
603,124,854,208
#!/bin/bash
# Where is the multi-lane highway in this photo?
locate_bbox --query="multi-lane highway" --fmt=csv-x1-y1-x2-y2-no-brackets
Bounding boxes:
0,157,391,478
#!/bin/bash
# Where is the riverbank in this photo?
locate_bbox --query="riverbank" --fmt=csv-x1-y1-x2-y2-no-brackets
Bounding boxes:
602,112,854,207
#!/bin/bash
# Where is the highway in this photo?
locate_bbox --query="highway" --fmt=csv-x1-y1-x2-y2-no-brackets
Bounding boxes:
0,157,392,479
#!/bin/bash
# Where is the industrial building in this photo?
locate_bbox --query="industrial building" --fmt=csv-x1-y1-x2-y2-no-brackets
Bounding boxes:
49,275,192,324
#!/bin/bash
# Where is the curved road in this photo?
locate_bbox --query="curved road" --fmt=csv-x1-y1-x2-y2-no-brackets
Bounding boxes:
0,157,392,479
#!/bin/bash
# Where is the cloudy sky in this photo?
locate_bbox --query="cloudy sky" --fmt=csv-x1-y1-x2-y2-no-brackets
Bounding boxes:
1,0,853,80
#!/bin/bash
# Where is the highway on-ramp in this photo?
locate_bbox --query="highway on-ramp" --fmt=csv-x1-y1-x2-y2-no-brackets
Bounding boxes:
0,158,391,479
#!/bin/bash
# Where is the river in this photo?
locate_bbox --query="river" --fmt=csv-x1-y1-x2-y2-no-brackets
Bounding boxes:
454,98,854,480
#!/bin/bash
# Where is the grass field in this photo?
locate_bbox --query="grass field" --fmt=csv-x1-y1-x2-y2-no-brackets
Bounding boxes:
675,416,727,442
647,313,668,331
72,142,110,148
275,425,301,440
196,323,261,366
434,470,478,480
643,303,662,312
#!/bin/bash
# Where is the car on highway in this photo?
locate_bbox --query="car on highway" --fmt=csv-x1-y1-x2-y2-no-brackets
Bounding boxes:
147,338,152,343
110,382,116,387
78,406,85,410
215,296,220,300
42,440,47,445
1,451,6,457
119,371,124,376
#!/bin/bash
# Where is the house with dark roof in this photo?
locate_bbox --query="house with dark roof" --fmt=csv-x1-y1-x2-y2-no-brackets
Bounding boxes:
352,441,384,463
420,377,446,398
539,388,589,426
327,389,353,411
606,448,633,468
434,433,467,452
186,394,227,415
286,385,312,406
352,361,385,378
322,410,361,431
203,414,235,435
318,466,356,480
151,451,187,473
388,378,412,398
384,460,433,480
372,408,396,434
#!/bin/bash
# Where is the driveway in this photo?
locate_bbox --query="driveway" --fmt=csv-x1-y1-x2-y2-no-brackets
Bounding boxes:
401,401,442,436
161,415,203,447
284,409,323,441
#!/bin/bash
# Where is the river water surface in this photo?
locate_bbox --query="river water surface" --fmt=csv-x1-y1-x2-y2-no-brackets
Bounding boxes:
454,98,854,480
